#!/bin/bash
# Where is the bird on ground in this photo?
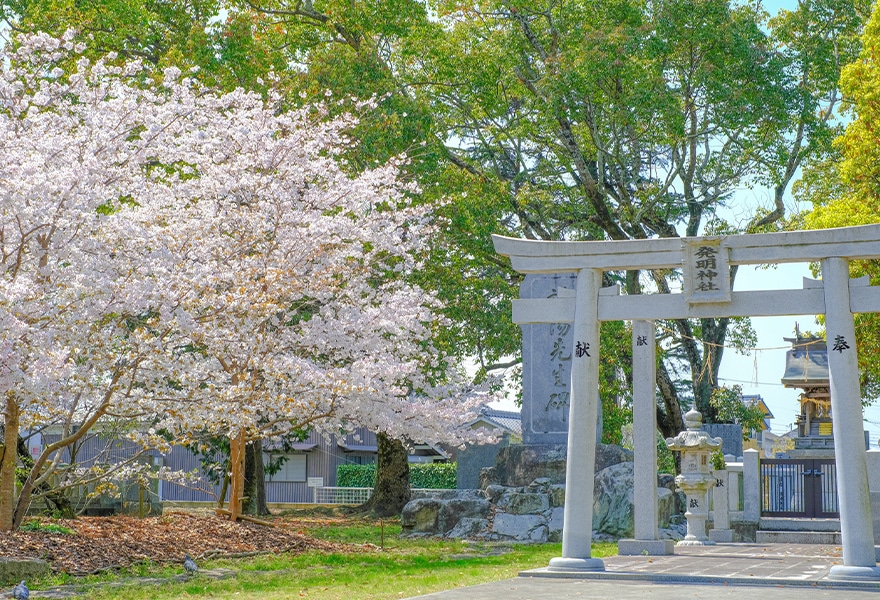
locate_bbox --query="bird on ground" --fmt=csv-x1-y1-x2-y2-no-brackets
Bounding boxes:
11,580,29,600
184,553,199,575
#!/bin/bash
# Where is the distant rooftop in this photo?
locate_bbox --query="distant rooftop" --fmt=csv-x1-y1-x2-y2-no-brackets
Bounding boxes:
477,407,522,436
781,332,829,388
742,394,774,420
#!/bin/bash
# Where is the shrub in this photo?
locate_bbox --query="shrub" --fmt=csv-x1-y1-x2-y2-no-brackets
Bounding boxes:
411,463,456,489
20,520,75,535
336,463,456,489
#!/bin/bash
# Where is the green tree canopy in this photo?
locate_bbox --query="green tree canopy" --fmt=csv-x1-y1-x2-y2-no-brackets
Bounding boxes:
805,0,880,400
4,0,870,438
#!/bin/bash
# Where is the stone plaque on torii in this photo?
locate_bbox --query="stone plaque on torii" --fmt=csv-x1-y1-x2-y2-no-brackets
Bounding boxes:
493,224,880,580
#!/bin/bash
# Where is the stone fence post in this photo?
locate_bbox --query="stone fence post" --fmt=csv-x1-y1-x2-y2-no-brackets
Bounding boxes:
742,449,760,524
709,469,733,542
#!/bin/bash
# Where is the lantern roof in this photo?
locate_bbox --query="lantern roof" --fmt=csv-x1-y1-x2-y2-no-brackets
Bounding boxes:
666,409,723,451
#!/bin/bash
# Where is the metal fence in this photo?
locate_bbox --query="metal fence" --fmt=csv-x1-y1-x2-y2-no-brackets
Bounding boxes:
760,458,838,518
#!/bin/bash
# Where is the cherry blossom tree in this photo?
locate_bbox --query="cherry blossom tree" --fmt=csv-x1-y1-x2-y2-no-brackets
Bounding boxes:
0,32,492,530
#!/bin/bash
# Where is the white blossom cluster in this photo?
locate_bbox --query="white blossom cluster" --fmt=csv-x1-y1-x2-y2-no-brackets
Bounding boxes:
0,30,496,502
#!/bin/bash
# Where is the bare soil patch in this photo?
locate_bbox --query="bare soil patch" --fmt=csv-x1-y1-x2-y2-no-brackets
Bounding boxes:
0,512,356,575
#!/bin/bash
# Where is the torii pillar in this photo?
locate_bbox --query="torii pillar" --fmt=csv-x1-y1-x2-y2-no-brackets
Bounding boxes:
547,269,605,571
823,258,880,579
618,320,674,555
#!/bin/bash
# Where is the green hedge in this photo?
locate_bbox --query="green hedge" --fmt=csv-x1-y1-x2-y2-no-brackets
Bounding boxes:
336,463,376,488
411,462,456,489
336,462,456,489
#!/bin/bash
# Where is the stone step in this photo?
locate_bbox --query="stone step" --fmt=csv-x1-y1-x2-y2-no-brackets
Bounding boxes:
756,530,841,544
759,517,840,532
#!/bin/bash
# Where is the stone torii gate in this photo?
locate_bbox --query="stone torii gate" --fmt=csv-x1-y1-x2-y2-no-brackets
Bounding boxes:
493,224,880,581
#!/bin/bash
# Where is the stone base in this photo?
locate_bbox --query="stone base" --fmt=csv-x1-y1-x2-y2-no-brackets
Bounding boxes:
708,528,734,543
829,565,880,581
617,539,675,556
547,556,606,572
731,521,758,543
676,538,715,546
756,530,840,544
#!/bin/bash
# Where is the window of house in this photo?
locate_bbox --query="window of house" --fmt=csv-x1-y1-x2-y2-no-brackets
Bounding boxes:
266,453,307,482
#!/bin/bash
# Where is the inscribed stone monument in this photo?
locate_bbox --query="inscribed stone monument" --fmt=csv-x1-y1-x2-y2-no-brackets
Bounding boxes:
520,273,577,445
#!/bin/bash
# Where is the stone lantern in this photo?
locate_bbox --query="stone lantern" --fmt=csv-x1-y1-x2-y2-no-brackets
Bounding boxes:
666,409,723,546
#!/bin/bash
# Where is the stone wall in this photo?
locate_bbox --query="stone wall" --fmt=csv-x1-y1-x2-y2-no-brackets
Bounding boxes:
457,433,512,490
703,423,743,458
402,444,684,542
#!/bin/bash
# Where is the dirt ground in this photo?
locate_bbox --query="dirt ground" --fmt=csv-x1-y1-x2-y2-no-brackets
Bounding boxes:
0,511,358,575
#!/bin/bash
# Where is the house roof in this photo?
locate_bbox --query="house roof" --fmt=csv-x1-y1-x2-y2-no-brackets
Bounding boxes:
471,407,522,436
742,394,774,419
337,442,379,453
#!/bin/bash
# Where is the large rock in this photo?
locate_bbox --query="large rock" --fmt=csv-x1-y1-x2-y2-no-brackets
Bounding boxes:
412,489,484,501
446,517,489,539
401,496,490,536
547,506,564,542
595,444,634,472
486,444,567,486
402,444,683,543
657,487,675,529
592,462,635,538
487,443,634,487
499,492,549,515
492,513,548,542
548,484,565,507
401,498,443,534
658,473,676,493
0,558,49,584
442,498,491,531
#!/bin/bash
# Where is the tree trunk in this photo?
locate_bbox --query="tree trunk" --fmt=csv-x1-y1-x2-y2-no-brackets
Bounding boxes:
656,361,686,439
0,397,21,531
359,432,410,517
243,439,270,516
217,474,229,510
12,434,74,518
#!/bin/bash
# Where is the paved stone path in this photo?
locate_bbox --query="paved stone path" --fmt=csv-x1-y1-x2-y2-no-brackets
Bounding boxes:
412,543,880,600
409,578,880,600
570,542,848,583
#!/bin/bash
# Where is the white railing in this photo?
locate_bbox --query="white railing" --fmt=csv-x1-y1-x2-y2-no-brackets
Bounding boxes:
313,486,373,504
311,487,446,504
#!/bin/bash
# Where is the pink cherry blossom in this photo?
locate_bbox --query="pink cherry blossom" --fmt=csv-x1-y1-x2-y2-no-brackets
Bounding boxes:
0,32,494,530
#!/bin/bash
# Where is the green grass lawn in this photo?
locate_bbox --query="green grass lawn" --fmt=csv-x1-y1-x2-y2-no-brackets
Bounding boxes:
31,515,617,600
